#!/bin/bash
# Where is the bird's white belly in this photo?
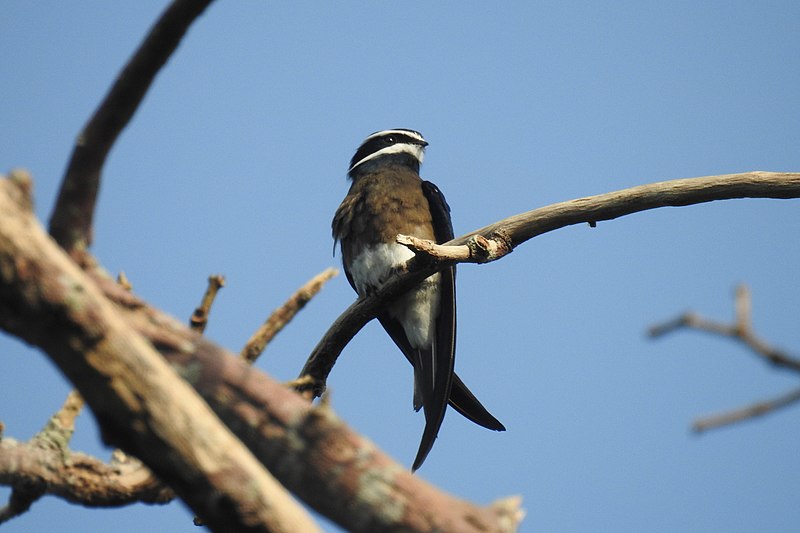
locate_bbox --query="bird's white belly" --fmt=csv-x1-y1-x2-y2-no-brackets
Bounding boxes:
350,243,440,348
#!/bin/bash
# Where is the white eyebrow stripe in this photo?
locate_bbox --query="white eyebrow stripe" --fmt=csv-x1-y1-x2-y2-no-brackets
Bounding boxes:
348,142,426,173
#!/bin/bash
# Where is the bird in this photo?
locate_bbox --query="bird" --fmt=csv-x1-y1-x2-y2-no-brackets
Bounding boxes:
332,128,505,471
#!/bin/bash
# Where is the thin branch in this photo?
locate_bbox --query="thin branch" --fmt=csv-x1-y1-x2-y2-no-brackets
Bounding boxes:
648,284,800,373
0,476,45,525
48,0,214,261
0,391,169,524
0,437,172,514
190,274,226,333
455,171,800,251
692,387,800,433
649,284,800,432
240,268,338,365
298,171,800,397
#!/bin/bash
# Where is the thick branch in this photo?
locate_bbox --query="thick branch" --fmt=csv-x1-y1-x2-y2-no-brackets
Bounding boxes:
0,174,520,532
1,175,320,532
95,245,520,532
299,171,800,396
48,0,214,260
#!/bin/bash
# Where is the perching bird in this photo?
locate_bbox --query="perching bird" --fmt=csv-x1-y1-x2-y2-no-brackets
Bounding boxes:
332,129,505,471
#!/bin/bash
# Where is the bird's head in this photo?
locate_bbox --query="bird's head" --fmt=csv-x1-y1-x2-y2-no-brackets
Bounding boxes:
347,129,428,178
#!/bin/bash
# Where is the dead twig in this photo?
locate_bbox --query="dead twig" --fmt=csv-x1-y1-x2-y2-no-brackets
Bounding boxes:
240,268,337,365
692,387,800,433
649,285,800,373
649,284,800,432
189,274,226,333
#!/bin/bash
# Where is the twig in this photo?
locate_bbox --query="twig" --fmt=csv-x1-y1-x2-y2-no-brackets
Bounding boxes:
0,344,88,524
189,274,225,333
649,284,800,432
692,387,800,433
241,268,337,365
48,0,214,261
298,172,800,397
37,390,84,449
648,284,800,373
0,482,45,525
117,271,133,291
0,436,173,514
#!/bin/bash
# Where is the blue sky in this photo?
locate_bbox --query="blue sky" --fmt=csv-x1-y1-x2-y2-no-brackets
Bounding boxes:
2,1,799,531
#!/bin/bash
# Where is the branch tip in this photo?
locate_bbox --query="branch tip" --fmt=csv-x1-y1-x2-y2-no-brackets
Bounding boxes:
190,274,226,333
6,169,34,212
240,268,337,364
490,495,526,531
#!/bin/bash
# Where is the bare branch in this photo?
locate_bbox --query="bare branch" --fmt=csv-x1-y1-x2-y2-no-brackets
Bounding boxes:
0,391,168,524
48,0,214,261
299,171,800,397
454,171,800,250
0,437,172,514
649,285,800,373
1,175,321,532
650,284,800,432
241,268,338,365
190,274,226,333
0,174,520,532
692,387,800,433
1,358,92,522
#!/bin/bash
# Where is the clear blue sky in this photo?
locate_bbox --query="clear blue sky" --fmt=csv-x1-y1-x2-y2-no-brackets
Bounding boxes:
2,2,799,531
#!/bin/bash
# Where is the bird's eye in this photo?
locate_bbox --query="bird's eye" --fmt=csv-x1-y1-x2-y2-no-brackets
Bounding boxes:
384,136,395,144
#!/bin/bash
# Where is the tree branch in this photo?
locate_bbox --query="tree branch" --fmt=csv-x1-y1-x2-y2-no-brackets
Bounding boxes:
649,284,800,373
0,437,172,517
649,284,800,432
190,274,226,333
241,267,338,365
299,171,800,397
691,387,800,433
0,389,90,523
1,174,321,532
48,0,214,262
0,173,521,532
